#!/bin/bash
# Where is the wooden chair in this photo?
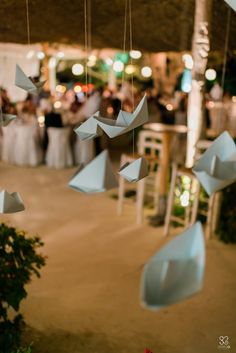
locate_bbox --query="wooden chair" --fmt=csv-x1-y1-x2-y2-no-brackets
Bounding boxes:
117,130,163,225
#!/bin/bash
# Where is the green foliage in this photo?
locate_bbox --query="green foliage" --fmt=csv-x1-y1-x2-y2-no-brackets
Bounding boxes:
0,223,46,352
217,183,236,243
14,343,33,353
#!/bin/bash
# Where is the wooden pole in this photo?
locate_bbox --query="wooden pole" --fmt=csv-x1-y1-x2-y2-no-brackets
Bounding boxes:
186,0,213,167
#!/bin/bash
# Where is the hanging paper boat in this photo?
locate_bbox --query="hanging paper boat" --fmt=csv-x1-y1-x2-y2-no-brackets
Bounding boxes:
140,222,205,311
74,111,103,140
0,190,25,213
68,150,118,193
193,131,236,195
224,0,236,11
119,157,148,182
76,94,148,140
0,113,17,127
15,64,46,95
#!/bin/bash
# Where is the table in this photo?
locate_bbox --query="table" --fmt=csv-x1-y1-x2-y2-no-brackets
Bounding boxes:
143,123,188,221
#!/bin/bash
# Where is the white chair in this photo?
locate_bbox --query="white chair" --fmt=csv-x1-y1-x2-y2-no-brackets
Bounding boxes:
117,130,163,225
2,123,17,163
46,127,73,169
13,123,43,166
74,136,95,165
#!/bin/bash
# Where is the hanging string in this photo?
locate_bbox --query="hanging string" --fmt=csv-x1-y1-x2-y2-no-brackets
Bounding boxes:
121,0,128,110
87,0,92,85
128,0,135,157
26,0,31,45
84,0,88,99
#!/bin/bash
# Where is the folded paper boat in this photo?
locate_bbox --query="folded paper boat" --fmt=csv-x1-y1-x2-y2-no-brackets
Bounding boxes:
0,190,25,213
15,64,46,95
119,157,148,182
68,150,118,193
193,131,236,195
74,111,103,140
140,222,205,311
75,94,148,140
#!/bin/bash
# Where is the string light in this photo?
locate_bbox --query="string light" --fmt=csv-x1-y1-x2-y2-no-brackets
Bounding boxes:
74,85,82,93
113,60,124,72
37,51,45,60
205,68,217,81
141,66,152,78
166,104,173,111
72,64,84,76
182,54,193,70
105,58,113,66
129,50,142,59
54,101,62,109
56,85,66,93
125,64,136,74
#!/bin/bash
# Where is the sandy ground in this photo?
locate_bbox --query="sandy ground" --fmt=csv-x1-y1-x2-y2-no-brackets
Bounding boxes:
1,161,236,353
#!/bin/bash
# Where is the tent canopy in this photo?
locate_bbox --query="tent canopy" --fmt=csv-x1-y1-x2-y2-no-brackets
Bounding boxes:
0,0,235,52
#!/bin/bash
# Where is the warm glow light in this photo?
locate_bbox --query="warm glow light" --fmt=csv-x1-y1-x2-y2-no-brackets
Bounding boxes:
88,54,97,62
49,57,57,69
130,50,142,59
125,65,136,75
37,115,45,127
182,54,193,70
74,85,82,93
37,51,45,60
105,58,113,66
232,96,236,103
205,68,217,81
208,101,215,108
26,50,35,59
54,101,62,109
180,190,190,207
113,60,124,72
57,51,65,59
87,60,96,67
56,84,66,93
72,63,84,76
166,104,173,111
141,66,152,78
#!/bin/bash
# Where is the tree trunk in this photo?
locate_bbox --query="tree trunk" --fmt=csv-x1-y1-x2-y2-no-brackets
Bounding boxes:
186,0,213,167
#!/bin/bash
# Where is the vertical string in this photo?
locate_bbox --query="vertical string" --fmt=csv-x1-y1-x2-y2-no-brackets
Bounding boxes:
84,0,88,100
87,0,92,85
128,0,135,157
121,0,128,110
26,0,31,45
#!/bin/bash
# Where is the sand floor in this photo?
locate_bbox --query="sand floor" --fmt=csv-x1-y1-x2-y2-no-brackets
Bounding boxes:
1,162,236,353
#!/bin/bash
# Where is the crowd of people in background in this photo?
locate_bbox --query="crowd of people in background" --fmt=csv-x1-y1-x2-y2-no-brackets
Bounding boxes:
0,79,236,167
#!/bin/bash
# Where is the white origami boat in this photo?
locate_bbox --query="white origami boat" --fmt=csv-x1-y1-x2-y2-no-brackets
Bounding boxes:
119,157,148,182
0,190,25,213
15,64,46,95
74,112,103,140
68,150,118,193
140,222,205,310
193,131,236,195
75,94,148,140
